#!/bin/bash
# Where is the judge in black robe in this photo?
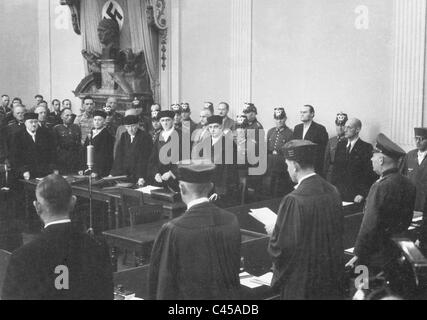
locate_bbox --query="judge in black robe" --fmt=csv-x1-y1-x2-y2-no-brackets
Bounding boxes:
192,116,240,207
149,162,241,300
10,114,57,179
147,110,183,190
268,140,344,300
110,115,152,183
82,111,114,178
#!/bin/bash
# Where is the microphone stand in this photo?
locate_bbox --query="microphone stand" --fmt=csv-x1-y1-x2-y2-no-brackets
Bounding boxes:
86,138,95,237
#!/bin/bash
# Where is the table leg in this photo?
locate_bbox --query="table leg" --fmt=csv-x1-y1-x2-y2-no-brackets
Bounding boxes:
115,198,120,229
111,246,118,272
107,200,112,230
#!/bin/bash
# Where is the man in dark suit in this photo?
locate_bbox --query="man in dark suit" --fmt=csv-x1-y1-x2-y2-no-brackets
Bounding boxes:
401,127,427,212
2,174,114,300
331,118,376,203
82,110,114,178
192,115,240,208
148,110,183,189
292,105,329,176
110,115,152,185
10,113,57,180
149,162,241,300
347,134,416,277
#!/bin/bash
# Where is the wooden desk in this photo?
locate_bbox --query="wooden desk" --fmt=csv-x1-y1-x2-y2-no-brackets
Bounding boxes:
21,180,187,230
22,179,122,230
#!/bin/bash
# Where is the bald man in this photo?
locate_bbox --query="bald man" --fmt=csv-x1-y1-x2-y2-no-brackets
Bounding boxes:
331,118,377,203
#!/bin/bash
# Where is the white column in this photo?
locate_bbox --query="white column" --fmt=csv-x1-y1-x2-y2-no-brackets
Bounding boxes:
160,0,180,109
38,0,52,102
229,0,252,118
390,0,426,150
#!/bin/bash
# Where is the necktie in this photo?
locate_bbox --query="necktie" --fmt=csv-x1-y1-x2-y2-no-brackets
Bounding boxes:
346,143,351,157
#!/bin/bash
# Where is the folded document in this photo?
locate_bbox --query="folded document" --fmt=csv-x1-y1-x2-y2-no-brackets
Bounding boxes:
248,208,277,227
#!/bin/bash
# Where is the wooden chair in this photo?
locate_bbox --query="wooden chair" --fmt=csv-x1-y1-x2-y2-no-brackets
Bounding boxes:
120,188,162,227
0,249,11,300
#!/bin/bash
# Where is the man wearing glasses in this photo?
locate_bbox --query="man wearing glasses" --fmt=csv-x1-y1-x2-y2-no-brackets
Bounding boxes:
401,128,427,212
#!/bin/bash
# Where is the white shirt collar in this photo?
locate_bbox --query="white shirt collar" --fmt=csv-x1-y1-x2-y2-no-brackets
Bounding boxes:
187,197,210,210
212,135,222,146
92,127,104,138
302,121,312,139
294,173,317,190
418,150,427,163
347,137,359,151
44,219,71,229
26,129,36,140
161,128,174,141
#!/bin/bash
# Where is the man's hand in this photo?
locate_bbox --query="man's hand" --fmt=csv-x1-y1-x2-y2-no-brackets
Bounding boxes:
137,178,145,186
53,170,59,175
78,170,84,176
162,171,176,181
345,256,358,269
354,195,364,203
91,172,98,178
155,173,163,184
23,172,30,180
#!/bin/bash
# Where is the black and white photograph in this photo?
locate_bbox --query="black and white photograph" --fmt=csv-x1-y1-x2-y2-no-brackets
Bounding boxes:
0,0,427,307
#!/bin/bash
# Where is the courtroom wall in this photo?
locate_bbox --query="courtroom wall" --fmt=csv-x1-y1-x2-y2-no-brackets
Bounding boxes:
176,0,394,144
0,0,40,107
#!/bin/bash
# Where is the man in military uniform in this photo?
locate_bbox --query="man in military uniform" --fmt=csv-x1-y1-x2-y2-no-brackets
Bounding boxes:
266,107,294,197
53,109,82,175
149,161,241,300
150,104,161,118
173,109,183,132
74,96,95,144
6,105,26,145
180,103,197,135
268,140,344,300
0,95,12,128
35,103,54,131
348,134,416,278
104,97,124,136
324,112,348,182
149,115,162,143
401,127,427,212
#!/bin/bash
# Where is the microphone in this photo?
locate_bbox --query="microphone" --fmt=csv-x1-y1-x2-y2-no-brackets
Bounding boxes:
87,145,94,169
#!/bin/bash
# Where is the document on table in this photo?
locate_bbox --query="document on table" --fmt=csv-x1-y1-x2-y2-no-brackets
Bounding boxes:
345,247,354,254
239,272,263,289
248,208,277,227
251,272,273,287
342,202,354,207
136,185,163,194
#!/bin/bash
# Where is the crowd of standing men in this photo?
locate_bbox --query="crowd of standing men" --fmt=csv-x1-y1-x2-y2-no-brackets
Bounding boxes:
0,91,427,300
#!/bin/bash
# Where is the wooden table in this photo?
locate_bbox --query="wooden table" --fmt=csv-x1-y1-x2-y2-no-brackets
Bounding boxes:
21,180,187,230
22,179,122,230
103,219,168,270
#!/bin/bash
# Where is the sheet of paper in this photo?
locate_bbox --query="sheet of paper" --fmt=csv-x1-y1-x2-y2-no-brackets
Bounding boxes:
240,277,263,289
136,185,163,194
345,247,354,254
248,208,277,226
103,175,128,181
251,272,273,287
342,202,354,207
